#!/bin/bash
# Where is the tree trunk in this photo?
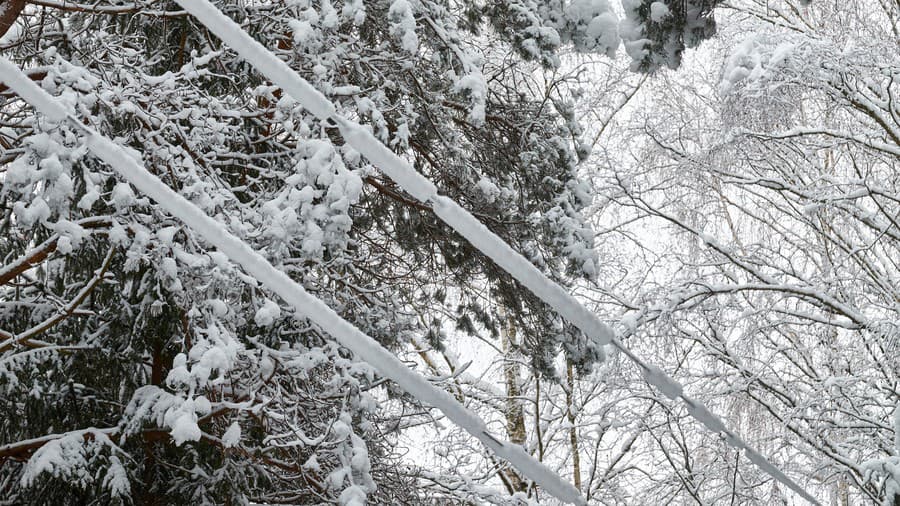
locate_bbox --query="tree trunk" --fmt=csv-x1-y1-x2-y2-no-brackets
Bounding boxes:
0,0,25,39
566,359,582,492
500,308,528,492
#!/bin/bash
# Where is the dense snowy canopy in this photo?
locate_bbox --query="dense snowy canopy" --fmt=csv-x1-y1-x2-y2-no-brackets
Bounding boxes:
2,0,899,505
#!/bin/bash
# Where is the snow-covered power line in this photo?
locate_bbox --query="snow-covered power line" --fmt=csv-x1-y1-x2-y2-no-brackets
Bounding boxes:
0,57,586,506
166,2,822,504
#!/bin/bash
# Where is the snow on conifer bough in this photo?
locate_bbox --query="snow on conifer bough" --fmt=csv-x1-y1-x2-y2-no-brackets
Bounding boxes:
0,57,585,506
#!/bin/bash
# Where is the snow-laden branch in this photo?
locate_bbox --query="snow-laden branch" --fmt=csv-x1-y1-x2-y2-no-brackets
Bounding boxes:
26,0,187,17
0,216,111,285
165,1,823,503
0,57,585,506
0,245,114,352
0,427,119,459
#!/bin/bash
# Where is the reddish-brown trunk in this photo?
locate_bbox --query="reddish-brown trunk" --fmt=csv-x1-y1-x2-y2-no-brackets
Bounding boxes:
0,0,26,40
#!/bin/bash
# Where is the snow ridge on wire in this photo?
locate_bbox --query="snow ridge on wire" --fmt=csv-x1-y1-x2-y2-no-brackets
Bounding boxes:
0,57,585,506
166,2,821,504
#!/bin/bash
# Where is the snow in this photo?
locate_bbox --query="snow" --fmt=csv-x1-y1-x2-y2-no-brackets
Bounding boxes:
254,298,282,327
303,454,321,471
259,355,275,379
289,19,315,47
565,0,609,22
770,42,795,66
452,73,487,124
331,419,351,440
77,187,100,210
388,0,419,54
559,0,620,56
339,485,367,506
587,12,620,58
38,153,64,178
341,0,366,25
650,2,670,22
55,236,73,255
159,257,178,280
720,34,797,95
21,432,94,485
222,422,241,448
111,182,135,209
167,410,202,446
683,398,727,434
102,456,131,497
14,197,50,227
207,298,229,317
476,177,501,203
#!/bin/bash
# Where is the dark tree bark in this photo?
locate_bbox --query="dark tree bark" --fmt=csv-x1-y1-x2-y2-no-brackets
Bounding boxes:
0,0,26,40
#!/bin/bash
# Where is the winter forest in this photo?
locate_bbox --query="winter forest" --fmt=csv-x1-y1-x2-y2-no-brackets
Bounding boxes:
0,0,898,504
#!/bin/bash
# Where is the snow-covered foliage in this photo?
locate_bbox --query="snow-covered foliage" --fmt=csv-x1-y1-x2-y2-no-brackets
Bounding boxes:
620,0,721,70
476,0,723,69
577,0,900,503
20,429,129,498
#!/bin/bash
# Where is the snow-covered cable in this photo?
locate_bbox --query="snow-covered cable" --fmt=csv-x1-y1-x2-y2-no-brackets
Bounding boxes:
0,57,586,506
168,2,334,121
0,60,68,122
166,3,822,504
